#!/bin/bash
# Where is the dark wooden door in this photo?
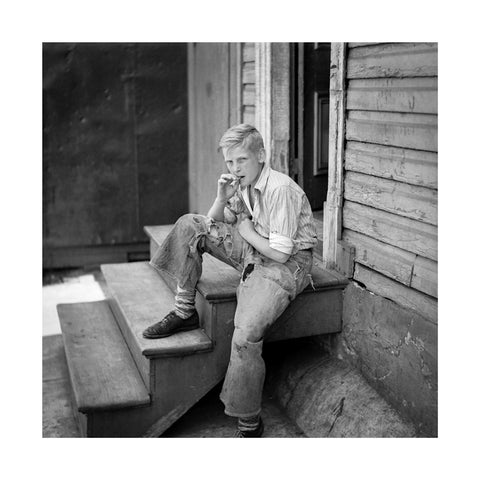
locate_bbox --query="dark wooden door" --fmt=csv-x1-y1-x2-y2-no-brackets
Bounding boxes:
43,43,188,267
303,43,331,211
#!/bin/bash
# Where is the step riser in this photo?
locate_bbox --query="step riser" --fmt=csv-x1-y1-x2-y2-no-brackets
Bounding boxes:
147,235,343,342
149,301,236,397
108,296,152,388
266,288,343,341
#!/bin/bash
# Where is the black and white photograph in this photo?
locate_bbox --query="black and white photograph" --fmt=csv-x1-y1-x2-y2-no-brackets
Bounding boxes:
3,1,479,479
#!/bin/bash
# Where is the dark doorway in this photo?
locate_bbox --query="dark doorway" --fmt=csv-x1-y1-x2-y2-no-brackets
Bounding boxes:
291,43,331,211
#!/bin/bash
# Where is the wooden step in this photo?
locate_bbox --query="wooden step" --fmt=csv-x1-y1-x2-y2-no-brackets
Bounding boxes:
144,224,347,300
58,300,153,436
58,298,233,437
144,224,348,343
101,262,213,386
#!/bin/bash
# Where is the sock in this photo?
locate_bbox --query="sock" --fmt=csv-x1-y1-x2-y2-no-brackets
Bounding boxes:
237,415,260,432
174,286,196,319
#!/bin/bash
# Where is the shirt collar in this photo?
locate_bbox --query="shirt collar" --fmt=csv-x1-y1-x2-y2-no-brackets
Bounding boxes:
253,163,271,194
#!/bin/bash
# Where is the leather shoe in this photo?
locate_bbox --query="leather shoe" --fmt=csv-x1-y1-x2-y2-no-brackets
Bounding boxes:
142,310,199,339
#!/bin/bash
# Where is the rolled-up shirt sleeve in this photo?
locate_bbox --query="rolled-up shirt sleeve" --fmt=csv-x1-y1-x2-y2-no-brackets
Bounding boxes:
268,186,302,255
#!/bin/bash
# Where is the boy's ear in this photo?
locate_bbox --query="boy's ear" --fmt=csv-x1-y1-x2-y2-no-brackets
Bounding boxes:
258,148,266,163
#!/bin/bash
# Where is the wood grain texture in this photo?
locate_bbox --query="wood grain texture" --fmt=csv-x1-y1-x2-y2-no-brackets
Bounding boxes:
243,83,255,106
101,262,213,359
266,289,343,341
347,43,437,79
188,43,230,215
144,224,348,300
347,77,437,114
346,110,437,152
243,105,256,125
354,264,437,324
242,61,255,84
344,171,437,225
343,200,437,261
345,141,437,189
343,229,437,297
58,300,150,412
243,43,255,62
411,255,438,298
324,42,347,269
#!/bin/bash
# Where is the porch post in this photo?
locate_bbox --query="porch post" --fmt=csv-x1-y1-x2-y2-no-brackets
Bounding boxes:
255,43,290,174
323,43,347,269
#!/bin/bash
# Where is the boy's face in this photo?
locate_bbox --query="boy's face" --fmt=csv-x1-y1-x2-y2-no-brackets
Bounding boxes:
223,144,265,189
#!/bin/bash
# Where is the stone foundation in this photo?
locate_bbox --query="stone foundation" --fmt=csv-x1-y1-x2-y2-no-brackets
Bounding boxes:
320,282,437,437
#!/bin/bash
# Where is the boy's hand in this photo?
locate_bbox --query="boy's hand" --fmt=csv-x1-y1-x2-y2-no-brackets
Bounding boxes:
237,213,255,240
216,174,239,203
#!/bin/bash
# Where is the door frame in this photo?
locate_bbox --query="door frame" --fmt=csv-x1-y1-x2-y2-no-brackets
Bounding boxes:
323,42,347,270
255,42,347,270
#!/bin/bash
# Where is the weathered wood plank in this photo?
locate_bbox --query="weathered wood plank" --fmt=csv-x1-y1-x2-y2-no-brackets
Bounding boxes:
346,110,437,152
242,61,255,84
243,43,255,62
343,200,437,261
411,255,437,298
243,83,255,106
345,141,437,189
347,43,437,79
189,43,230,215
58,300,151,412
243,105,255,125
343,228,437,297
323,42,347,269
347,77,437,114
348,43,385,48
343,228,415,285
354,264,437,324
344,171,437,225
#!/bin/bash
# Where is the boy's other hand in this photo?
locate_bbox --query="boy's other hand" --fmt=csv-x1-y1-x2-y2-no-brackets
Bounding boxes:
237,213,255,239
217,174,239,203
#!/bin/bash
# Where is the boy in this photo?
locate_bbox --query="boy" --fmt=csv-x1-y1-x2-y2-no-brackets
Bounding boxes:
143,124,317,437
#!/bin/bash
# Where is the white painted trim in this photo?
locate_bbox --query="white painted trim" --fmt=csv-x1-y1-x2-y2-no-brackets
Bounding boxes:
323,42,347,269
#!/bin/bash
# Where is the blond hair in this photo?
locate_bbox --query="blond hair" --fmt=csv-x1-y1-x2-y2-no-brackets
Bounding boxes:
218,124,264,155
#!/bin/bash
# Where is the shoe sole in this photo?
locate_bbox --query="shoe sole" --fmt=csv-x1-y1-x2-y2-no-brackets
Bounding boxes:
142,323,199,339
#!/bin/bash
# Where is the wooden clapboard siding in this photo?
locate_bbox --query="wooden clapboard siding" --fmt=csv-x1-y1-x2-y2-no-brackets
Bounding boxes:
411,256,437,298
344,228,414,284
343,229,437,298
347,43,437,79
355,264,437,324
346,110,437,151
344,171,437,225
342,41,438,321
345,141,437,189
343,200,437,261
347,78,437,114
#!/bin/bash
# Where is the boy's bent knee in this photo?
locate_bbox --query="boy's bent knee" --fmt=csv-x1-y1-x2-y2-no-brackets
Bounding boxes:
233,325,265,345
177,213,208,226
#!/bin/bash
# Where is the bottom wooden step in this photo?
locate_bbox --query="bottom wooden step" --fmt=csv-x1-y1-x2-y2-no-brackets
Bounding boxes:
58,300,152,436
